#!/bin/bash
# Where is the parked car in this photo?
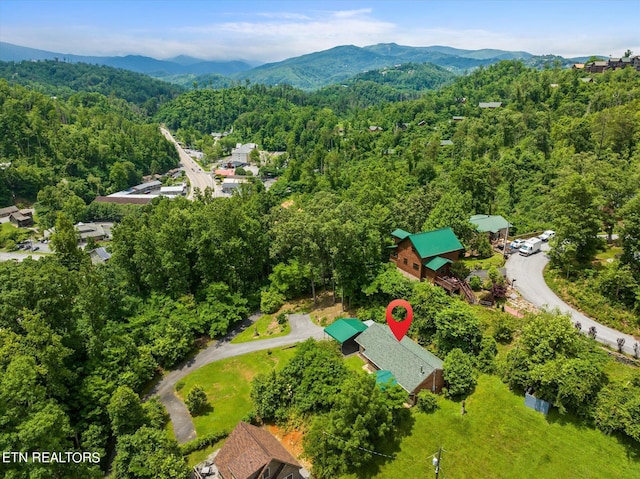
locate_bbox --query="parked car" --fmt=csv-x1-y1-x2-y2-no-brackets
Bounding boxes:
539,230,555,242
510,239,526,250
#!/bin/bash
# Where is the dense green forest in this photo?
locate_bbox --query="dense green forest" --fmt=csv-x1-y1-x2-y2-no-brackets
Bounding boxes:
0,60,185,111
0,60,639,478
0,79,179,225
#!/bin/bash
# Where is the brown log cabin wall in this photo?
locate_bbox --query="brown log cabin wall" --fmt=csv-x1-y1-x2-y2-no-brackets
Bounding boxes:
391,240,423,279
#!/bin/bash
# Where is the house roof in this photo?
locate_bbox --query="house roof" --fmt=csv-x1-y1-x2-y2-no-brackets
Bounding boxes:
0,205,19,216
355,323,443,394
469,214,512,233
391,228,412,240
95,195,153,205
479,101,502,108
375,369,397,389
216,422,300,479
404,227,464,260
423,256,452,271
90,247,112,263
131,180,161,191
324,318,368,343
440,140,453,146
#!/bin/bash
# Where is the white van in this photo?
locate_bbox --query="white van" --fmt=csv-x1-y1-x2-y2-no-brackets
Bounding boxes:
519,237,542,256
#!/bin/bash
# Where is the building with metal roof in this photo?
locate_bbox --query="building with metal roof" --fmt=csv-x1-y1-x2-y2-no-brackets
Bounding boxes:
478,101,503,109
390,227,464,281
355,323,443,401
324,318,368,354
469,214,512,240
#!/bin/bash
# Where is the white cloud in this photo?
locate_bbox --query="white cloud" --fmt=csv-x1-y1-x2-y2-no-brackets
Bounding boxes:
1,5,637,62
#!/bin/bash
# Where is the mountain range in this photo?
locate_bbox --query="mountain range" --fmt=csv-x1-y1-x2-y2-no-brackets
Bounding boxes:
0,41,590,91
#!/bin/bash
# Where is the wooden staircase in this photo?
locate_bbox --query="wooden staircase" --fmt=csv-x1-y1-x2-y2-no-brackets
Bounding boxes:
459,280,477,304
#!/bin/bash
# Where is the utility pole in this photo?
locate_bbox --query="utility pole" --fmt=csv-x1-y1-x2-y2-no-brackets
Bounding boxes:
433,447,442,479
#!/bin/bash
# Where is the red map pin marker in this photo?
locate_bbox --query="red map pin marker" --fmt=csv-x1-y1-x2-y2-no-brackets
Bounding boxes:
386,299,413,341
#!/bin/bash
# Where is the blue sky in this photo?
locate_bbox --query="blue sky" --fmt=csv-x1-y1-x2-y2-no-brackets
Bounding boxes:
0,1,638,62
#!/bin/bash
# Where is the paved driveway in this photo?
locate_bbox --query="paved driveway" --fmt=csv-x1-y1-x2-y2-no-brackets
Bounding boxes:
505,244,638,355
147,313,325,444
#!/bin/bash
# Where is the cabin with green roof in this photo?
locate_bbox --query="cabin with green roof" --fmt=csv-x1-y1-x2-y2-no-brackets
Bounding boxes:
324,318,368,355
389,227,464,281
469,214,511,241
355,323,444,402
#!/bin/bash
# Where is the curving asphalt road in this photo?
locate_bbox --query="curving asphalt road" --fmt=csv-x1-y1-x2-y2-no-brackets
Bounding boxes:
147,313,325,444
505,243,639,355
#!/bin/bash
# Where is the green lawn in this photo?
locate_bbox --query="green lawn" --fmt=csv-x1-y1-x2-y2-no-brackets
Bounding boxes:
230,314,290,344
342,375,640,479
175,346,298,437
461,252,506,271
344,354,366,374
595,245,623,263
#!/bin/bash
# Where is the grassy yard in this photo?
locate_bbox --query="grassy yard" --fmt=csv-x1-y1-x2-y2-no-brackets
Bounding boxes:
344,354,366,374
341,374,640,479
230,314,290,344
175,346,298,437
461,252,506,271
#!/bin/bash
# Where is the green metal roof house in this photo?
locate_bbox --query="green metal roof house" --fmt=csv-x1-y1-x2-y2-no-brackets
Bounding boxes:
390,227,464,281
355,323,444,401
324,318,369,355
469,214,511,240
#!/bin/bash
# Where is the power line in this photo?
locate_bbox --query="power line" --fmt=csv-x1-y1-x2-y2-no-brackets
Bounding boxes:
322,431,442,465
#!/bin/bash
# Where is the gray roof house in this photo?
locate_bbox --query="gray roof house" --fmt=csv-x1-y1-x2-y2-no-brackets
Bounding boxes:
355,323,444,401
479,101,502,109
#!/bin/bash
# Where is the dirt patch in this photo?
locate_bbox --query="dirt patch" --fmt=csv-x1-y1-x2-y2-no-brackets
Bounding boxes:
267,424,311,470
280,292,356,326
265,318,285,335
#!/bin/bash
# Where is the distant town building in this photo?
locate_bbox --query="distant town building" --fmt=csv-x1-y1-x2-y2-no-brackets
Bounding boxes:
221,178,249,194
0,205,19,218
231,143,257,165
89,247,112,264
479,101,503,109
160,185,186,197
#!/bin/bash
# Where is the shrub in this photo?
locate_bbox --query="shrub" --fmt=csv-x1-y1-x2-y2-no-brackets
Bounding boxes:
277,312,287,325
476,336,498,373
143,397,169,430
260,288,284,314
416,390,439,413
493,316,514,344
469,275,482,291
179,430,229,456
450,261,471,281
185,385,208,415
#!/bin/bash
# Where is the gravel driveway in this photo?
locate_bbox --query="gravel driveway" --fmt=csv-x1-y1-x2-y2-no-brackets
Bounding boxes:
505,244,638,355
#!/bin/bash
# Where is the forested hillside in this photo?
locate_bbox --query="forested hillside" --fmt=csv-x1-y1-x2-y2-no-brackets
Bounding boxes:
0,79,178,224
159,61,640,233
0,60,185,112
0,59,639,478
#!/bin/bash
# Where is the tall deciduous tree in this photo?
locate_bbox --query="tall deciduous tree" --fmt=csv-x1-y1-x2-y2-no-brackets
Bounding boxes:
50,212,87,270
549,174,601,264
303,374,405,479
